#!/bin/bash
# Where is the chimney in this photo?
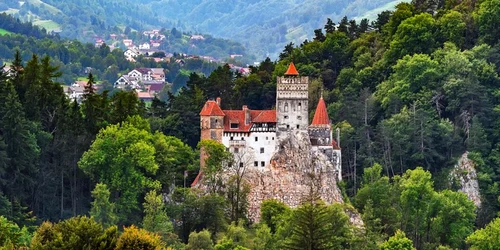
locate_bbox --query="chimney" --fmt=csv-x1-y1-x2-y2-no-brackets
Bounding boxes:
216,97,221,106
243,105,250,124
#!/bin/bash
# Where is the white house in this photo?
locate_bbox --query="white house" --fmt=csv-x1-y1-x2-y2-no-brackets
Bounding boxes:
139,42,151,50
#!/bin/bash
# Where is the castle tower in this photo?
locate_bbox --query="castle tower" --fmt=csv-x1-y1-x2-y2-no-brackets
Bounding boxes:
276,63,309,142
200,97,225,142
309,96,342,180
199,97,225,167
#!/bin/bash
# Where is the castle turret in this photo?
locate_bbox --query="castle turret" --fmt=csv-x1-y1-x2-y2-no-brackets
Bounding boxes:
200,97,225,142
309,96,342,180
276,63,309,143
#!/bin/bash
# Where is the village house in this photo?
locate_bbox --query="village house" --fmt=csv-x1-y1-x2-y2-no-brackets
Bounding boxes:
190,35,205,40
123,39,133,47
114,68,166,93
124,47,140,61
139,42,151,50
66,80,99,103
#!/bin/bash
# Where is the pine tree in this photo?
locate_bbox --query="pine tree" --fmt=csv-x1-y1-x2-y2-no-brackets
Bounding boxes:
324,18,336,34
0,73,39,204
90,183,118,228
285,186,330,250
142,189,173,236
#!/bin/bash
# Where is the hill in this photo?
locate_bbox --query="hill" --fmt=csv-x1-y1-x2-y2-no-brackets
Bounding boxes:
0,0,402,59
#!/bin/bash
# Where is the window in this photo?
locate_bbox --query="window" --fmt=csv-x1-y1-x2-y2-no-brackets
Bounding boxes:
261,161,265,167
260,148,264,154
266,137,268,140
298,102,302,108
254,161,258,167
296,125,300,129
284,103,289,112
230,136,234,141
284,115,289,119
241,137,245,141
272,137,275,140
230,123,238,129
255,137,258,142
287,125,290,129
239,162,244,168
297,116,302,120
234,148,239,153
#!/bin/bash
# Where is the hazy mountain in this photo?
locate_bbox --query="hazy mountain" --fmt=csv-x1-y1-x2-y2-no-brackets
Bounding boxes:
0,0,403,59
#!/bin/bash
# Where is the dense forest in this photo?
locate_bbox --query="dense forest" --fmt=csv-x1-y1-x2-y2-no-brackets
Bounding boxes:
3,0,500,249
0,0,399,58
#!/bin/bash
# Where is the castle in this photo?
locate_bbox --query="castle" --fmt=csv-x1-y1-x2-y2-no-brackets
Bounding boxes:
198,63,341,180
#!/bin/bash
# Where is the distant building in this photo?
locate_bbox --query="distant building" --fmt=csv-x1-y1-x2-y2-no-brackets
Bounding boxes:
123,39,133,47
190,35,205,40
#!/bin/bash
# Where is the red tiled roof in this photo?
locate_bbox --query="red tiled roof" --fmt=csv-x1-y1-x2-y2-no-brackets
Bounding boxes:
311,97,330,126
200,100,225,116
252,110,276,123
285,62,299,76
222,110,277,132
191,171,203,187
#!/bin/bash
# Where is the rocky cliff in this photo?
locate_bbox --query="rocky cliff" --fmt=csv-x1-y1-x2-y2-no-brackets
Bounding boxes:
450,152,481,207
244,130,344,221
193,130,345,222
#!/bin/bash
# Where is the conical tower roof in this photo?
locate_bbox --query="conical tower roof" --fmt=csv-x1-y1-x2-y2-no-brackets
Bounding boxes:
285,62,299,76
311,96,330,127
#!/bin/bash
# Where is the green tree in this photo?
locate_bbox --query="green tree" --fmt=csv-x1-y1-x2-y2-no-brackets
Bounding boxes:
467,217,500,250
89,183,117,228
260,199,290,234
438,10,466,48
355,163,400,237
115,225,165,250
30,216,117,250
386,13,438,61
431,190,475,248
0,70,39,204
285,198,330,250
400,167,435,249
0,216,23,248
380,230,415,250
185,230,213,250
142,190,174,240
324,18,336,34
254,224,274,250
475,0,500,45
197,140,232,194
79,116,161,223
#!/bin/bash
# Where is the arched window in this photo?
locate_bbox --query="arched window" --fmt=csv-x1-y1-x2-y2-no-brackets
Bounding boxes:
284,103,288,112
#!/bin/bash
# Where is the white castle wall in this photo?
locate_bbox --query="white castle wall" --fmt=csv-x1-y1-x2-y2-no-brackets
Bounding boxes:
222,132,276,168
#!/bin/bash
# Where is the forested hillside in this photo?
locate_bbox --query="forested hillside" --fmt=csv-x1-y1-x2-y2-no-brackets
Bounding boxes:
0,0,401,59
0,13,234,92
3,0,500,249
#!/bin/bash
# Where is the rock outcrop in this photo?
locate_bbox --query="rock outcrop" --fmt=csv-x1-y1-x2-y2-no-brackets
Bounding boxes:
244,130,343,221
450,152,481,207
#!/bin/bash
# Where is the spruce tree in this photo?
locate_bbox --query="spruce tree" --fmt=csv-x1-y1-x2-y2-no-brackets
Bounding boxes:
90,183,118,228
285,186,330,250
0,77,39,204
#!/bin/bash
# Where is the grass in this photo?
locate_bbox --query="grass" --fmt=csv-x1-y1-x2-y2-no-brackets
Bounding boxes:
33,19,61,32
0,28,13,36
